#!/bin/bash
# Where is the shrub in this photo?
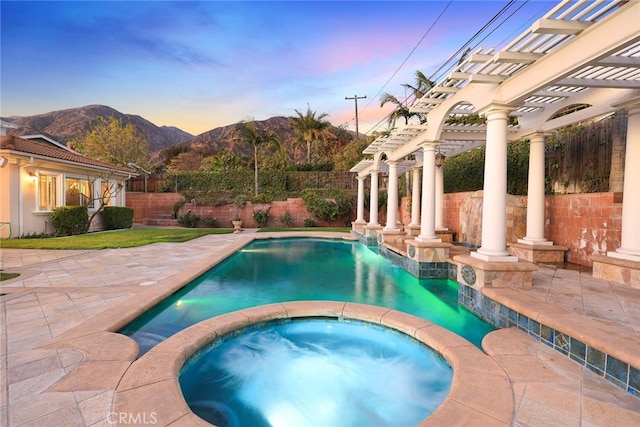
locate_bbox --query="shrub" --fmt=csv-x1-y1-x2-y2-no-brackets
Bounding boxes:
253,208,270,228
279,211,293,227
50,206,89,236
172,199,186,218
178,211,200,228
202,215,217,227
251,193,272,204
102,206,134,230
303,218,315,227
302,188,354,222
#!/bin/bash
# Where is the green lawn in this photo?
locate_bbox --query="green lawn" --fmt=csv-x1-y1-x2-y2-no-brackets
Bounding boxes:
0,227,352,250
0,228,234,250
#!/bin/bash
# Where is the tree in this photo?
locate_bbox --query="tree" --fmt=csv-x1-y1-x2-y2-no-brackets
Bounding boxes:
166,151,203,172
289,106,331,164
380,70,434,128
232,120,280,196
69,116,150,167
202,149,250,171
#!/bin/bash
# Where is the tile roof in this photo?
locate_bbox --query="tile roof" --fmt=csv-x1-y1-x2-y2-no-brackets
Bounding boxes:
0,135,136,173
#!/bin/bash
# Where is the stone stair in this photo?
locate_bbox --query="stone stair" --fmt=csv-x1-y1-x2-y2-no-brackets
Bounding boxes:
142,212,179,227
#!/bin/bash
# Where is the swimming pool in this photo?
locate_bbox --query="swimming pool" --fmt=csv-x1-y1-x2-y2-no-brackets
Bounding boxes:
120,237,494,355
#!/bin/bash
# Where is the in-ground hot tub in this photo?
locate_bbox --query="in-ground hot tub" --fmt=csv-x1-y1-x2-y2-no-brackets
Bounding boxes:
180,318,452,427
113,302,515,426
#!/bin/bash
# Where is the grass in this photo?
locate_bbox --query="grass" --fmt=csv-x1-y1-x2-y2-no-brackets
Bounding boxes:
0,270,20,281
257,227,351,233
0,228,234,250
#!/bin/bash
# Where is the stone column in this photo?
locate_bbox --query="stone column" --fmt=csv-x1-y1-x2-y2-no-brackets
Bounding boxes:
416,143,440,242
368,170,380,227
410,167,421,227
472,105,517,262
609,101,640,262
519,132,551,245
355,175,366,224
384,160,400,231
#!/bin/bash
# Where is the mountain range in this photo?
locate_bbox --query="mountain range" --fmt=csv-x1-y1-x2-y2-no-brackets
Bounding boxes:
3,105,352,163
3,105,193,152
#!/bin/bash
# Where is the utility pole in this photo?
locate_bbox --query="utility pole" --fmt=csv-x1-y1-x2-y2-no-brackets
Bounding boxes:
345,95,367,140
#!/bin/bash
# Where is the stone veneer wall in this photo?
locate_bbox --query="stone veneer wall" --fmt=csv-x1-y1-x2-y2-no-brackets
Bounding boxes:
544,192,622,266
443,191,622,267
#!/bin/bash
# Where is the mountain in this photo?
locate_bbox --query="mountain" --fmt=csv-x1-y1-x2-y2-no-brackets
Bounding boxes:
3,105,193,152
187,116,298,157
4,105,358,165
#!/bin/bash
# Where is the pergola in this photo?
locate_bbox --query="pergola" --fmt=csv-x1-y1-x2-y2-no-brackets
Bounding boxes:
351,0,640,285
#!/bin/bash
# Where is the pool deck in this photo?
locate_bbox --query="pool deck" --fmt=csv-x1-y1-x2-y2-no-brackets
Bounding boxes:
1,230,639,426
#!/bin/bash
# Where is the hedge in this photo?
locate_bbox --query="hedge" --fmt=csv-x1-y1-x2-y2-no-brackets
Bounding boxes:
102,206,134,230
50,206,89,236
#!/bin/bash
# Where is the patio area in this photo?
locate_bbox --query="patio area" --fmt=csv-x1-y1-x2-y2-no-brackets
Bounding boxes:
1,230,639,426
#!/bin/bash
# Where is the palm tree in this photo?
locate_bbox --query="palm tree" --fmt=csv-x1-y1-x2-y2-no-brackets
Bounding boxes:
289,106,331,164
232,120,279,196
379,93,412,128
380,70,434,128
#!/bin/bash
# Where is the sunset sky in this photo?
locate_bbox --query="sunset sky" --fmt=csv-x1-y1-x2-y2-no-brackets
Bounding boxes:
1,1,555,136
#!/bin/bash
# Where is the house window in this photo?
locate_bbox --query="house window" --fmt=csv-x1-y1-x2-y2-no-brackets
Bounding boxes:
100,180,114,206
65,178,94,208
38,175,58,211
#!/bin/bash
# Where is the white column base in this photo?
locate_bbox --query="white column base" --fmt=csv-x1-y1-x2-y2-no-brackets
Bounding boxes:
416,235,442,243
471,250,519,263
607,250,640,263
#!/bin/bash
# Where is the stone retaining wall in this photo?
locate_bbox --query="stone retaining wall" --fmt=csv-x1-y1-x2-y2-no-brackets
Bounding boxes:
128,191,622,266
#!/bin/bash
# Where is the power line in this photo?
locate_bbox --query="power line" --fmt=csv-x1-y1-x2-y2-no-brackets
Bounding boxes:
363,0,526,136
357,1,453,121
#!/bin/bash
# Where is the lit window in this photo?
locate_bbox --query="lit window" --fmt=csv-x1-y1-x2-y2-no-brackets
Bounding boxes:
65,178,94,208
38,175,58,211
100,181,114,206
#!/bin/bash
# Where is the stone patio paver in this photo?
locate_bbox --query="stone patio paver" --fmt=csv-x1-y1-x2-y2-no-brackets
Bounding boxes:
1,231,639,426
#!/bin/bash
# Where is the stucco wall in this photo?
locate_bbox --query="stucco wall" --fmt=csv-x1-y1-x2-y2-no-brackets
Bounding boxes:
126,193,353,228
180,199,352,228
126,192,185,223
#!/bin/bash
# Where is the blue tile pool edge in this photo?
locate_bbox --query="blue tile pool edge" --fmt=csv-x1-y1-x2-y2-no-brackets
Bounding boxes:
358,230,639,398
457,282,640,398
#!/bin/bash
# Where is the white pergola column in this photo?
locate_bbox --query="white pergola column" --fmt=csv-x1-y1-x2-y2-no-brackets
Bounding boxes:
435,156,446,230
368,170,380,227
519,132,551,245
410,167,421,227
384,160,400,231
416,143,440,242
355,175,366,224
473,105,518,262
609,101,640,262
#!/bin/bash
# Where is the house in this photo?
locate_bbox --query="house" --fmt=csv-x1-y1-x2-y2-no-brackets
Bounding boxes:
0,132,136,238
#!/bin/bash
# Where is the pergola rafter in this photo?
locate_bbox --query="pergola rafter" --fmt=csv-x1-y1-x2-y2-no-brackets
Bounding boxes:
353,0,639,172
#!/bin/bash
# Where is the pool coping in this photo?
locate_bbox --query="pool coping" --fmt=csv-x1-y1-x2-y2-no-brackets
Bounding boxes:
37,233,512,426
112,301,514,426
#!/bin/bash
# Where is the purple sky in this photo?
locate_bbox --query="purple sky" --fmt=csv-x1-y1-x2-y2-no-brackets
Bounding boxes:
1,1,555,136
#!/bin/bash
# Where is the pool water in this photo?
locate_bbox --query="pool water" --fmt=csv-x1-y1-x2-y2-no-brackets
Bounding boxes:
120,238,494,355
180,318,453,427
